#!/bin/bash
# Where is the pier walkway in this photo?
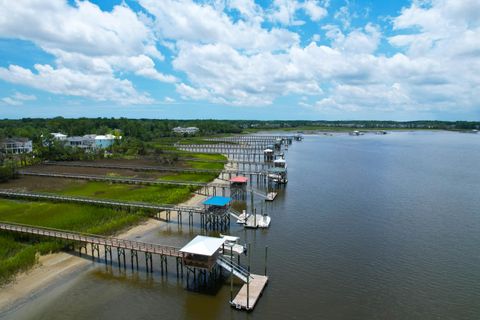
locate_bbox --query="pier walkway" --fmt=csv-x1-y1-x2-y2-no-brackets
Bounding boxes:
41,161,269,178
18,170,231,196
0,222,268,310
0,189,204,215
0,221,182,257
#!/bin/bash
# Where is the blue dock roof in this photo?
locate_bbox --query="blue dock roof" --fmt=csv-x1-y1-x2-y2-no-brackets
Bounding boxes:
203,196,231,206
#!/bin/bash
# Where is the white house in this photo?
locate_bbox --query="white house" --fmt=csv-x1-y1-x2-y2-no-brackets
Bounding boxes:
50,132,120,151
172,126,199,135
51,132,67,140
0,138,33,154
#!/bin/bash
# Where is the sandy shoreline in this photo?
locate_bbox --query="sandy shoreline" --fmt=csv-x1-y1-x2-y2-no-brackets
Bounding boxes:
0,186,216,313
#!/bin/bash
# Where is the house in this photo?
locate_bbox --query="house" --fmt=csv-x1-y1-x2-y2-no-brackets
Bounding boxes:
0,138,33,154
172,126,199,135
50,132,120,151
50,132,67,141
94,134,119,148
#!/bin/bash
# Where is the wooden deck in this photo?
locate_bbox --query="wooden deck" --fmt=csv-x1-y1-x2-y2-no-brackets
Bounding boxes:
231,274,269,311
0,221,182,257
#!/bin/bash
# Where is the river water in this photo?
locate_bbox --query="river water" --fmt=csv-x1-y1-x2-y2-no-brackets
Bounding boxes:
2,131,480,320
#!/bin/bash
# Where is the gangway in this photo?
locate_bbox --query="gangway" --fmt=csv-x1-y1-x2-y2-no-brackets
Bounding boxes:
217,255,252,283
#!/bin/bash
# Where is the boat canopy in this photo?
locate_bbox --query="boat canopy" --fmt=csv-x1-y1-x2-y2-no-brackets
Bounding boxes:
203,196,231,206
229,176,248,183
180,235,226,257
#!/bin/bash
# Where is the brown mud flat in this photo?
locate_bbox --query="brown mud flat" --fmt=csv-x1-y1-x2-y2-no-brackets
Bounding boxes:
0,175,83,192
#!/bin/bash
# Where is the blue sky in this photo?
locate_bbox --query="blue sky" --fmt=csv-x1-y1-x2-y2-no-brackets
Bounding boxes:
0,0,479,120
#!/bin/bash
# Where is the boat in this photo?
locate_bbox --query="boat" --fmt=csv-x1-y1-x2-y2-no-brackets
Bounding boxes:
236,210,248,224
220,234,246,255
265,192,277,201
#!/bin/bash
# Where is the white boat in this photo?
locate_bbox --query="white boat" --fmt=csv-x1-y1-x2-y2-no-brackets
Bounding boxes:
245,214,271,229
257,215,271,228
265,192,277,201
220,234,246,255
236,210,248,224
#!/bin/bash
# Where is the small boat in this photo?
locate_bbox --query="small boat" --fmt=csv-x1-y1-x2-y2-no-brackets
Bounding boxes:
265,192,277,201
236,210,248,224
257,215,271,228
220,234,246,254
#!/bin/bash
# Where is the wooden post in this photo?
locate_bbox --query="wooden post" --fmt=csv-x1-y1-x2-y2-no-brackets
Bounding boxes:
230,246,233,302
264,246,268,276
247,243,251,309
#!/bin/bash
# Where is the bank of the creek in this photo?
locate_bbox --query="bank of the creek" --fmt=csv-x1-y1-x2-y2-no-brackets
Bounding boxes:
1,131,480,320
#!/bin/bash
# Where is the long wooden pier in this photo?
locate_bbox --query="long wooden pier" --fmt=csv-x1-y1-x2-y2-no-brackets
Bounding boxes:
0,221,182,257
0,190,256,230
18,170,231,196
41,161,270,178
0,222,269,310
0,189,204,218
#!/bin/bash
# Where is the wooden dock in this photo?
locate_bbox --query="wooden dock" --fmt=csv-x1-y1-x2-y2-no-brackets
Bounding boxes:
231,274,269,311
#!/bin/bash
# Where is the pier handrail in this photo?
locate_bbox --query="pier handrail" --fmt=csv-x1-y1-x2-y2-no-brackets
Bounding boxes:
0,189,205,213
0,221,182,257
17,171,229,188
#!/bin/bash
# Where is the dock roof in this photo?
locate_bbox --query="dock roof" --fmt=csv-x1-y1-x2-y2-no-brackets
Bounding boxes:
203,196,231,206
229,176,248,183
179,235,226,256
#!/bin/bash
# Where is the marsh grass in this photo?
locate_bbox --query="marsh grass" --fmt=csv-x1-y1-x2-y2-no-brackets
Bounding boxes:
0,199,146,284
161,173,219,183
48,181,195,205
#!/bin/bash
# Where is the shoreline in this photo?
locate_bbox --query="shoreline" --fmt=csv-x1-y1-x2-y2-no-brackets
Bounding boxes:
0,181,216,314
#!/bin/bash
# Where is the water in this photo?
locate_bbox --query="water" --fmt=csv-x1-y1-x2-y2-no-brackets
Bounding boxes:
3,131,480,320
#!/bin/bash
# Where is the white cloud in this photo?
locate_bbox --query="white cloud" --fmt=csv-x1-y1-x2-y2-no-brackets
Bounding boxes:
0,0,174,104
139,0,299,52
268,0,327,25
303,0,328,21
1,92,37,106
0,64,152,105
0,0,478,116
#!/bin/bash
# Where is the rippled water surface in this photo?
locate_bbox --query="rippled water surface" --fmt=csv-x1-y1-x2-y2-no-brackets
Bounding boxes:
3,131,480,320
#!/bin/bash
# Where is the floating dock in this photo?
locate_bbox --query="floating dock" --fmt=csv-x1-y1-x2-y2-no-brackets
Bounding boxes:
231,274,269,311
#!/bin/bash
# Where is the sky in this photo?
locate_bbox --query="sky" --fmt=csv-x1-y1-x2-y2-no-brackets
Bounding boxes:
0,0,479,120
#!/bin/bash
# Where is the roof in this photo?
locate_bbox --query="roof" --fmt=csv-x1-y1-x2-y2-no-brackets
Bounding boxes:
179,235,226,256
230,176,248,183
95,134,115,140
220,234,239,242
203,196,231,206
1,137,31,143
